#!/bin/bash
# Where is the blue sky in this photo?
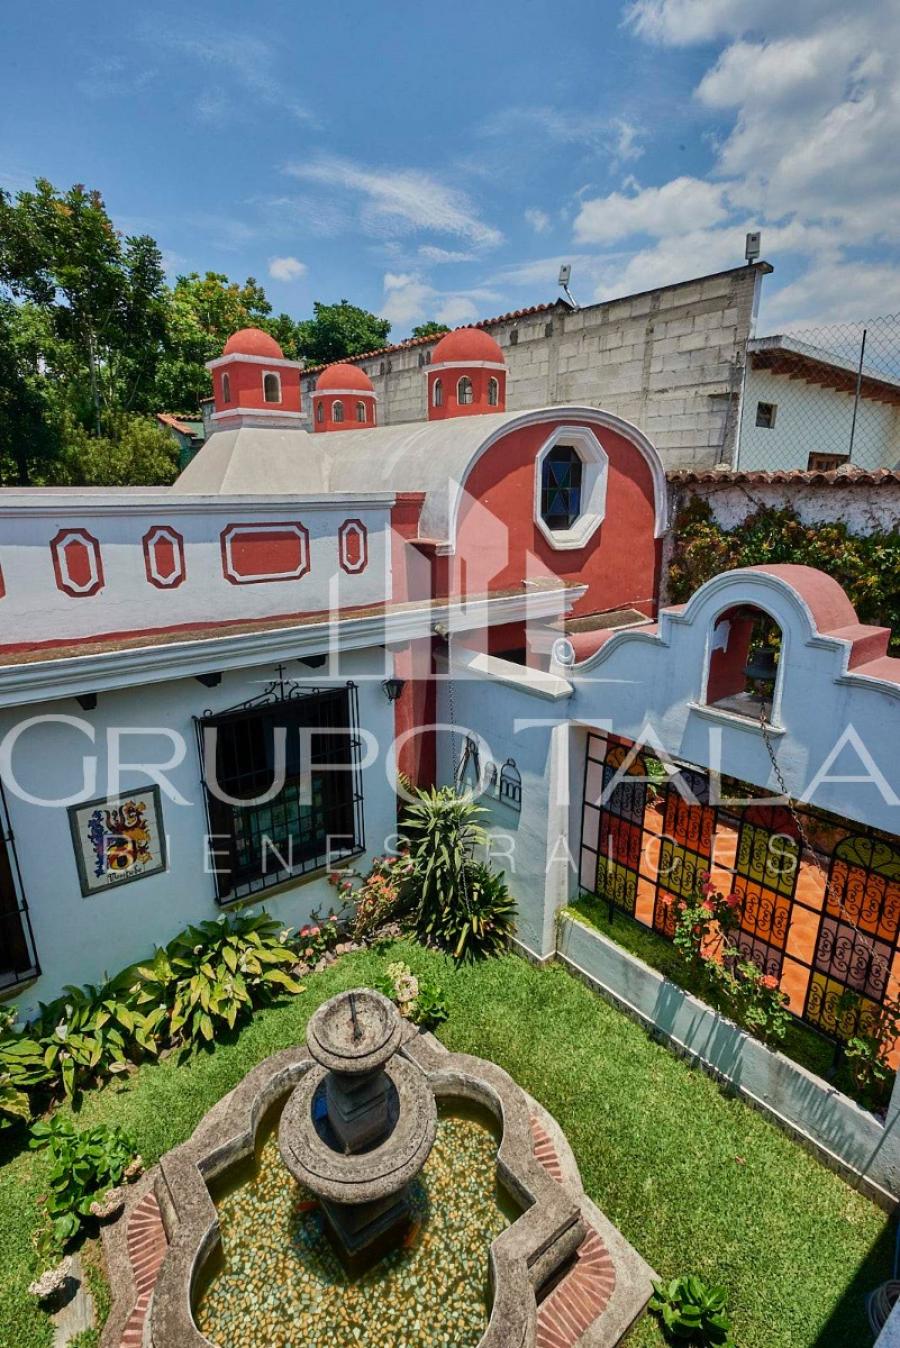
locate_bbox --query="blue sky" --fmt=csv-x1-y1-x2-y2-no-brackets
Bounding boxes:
2,0,899,339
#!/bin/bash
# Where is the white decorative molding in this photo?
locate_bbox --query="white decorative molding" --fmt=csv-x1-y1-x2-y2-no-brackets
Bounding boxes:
533,425,609,551
0,585,587,707
205,353,304,370
311,389,379,400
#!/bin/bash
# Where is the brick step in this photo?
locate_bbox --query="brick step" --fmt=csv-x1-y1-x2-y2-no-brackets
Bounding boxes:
120,1190,168,1347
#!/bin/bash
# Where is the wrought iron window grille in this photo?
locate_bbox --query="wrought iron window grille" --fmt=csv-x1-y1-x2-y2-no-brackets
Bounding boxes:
195,668,364,905
0,781,40,989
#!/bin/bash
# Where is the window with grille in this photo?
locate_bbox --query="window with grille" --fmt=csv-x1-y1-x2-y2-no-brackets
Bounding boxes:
540,445,583,530
0,788,39,989
197,683,364,903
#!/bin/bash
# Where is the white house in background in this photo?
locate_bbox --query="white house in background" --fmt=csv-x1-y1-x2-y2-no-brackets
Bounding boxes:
738,334,900,472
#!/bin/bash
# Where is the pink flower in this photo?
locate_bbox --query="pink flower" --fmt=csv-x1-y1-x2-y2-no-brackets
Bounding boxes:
300,926,310,937
701,898,716,914
660,894,673,909
329,914,338,923
310,926,321,937
762,974,778,990
725,893,742,910
702,882,716,897
700,871,711,883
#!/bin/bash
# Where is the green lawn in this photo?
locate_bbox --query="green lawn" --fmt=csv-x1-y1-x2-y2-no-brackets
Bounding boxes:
0,941,891,1348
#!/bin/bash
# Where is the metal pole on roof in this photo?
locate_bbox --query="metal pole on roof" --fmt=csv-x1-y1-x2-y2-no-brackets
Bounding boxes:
848,327,867,463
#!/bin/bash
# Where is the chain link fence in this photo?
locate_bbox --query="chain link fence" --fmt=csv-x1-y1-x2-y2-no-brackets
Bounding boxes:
733,313,900,473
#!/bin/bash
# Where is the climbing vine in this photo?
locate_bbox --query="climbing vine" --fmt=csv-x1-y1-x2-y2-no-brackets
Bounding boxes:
669,498,900,652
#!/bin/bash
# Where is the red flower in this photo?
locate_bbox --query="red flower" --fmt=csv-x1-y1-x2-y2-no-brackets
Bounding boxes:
310,926,321,937
702,882,716,897
725,892,742,909
762,974,779,990
701,898,716,914
299,926,310,937
700,871,711,883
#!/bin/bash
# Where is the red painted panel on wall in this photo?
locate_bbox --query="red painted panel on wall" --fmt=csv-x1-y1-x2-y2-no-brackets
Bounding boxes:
339,519,368,574
50,528,105,597
220,522,310,584
142,526,186,589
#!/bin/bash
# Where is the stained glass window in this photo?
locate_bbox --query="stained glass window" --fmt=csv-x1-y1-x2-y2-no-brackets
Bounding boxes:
541,445,583,530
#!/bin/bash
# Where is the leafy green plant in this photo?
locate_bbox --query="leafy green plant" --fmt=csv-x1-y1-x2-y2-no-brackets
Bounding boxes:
294,910,347,966
836,991,900,1106
29,1118,137,1245
670,498,900,653
134,910,303,1056
399,788,517,959
376,961,449,1030
649,1274,735,1346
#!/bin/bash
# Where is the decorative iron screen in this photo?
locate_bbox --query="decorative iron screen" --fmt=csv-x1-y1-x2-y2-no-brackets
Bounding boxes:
197,680,364,904
0,782,39,988
580,731,900,1053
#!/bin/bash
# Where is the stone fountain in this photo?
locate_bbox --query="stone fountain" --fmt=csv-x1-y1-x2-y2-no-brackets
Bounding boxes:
103,986,656,1348
278,988,437,1267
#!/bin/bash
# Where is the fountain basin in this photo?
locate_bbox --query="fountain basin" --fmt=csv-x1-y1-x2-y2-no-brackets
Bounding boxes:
103,1008,656,1348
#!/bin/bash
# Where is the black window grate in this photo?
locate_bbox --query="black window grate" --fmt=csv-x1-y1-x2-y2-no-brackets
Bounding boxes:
0,781,40,989
196,678,364,904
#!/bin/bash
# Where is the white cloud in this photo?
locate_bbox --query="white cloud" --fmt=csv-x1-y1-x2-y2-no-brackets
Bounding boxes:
613,119,644,163
379,272,500,334
574,177,730,245
525,208,551,235
436,296,480,327
417,245,478,264
480,106,644,165
268,256,307,282
149,29,314,124
285,156,502,249
608,1,900,323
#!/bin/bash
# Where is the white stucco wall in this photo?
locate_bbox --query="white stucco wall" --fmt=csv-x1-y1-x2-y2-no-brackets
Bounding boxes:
0,646,398,1013
739,366,900,471
672,476,900,537
0,496,392,647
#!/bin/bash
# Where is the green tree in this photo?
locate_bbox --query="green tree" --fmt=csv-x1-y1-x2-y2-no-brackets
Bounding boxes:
47,413,179,487
0,180,167,432
411,321,450,339
0,300,60,485
151,271,308,411
296,300,390,366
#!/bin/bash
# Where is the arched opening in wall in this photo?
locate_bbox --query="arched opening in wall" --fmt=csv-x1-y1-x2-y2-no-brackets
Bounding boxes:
316,401,324,423
705,605,782,721
457,376,474,406
263,372,281,403
356,401,367,423
332,400,344,423
221,372,231,403
540,444,583,530
487,376,499,406
433,378,443,407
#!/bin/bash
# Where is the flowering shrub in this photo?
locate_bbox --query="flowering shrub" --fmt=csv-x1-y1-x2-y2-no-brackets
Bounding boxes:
293,912,345,967
671,877,790,1046
376,961,449,1030
328,852,414,942
837,991,900,1104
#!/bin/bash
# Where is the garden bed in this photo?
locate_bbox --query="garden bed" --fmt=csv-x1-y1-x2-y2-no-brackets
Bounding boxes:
1,940,892,1348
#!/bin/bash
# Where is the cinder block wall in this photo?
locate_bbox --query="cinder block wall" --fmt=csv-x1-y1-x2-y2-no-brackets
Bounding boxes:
301,264,770,470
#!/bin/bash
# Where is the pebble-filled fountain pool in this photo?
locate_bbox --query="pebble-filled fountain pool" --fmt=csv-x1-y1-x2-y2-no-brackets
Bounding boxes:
194,1098,519,1348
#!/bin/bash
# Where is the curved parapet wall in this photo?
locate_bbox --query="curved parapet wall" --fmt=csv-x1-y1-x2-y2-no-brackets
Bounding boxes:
101,1033,654,1348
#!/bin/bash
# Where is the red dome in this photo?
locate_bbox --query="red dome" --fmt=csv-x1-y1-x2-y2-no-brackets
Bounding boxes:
431,326,504,366
223,327,284,358
315,362,375,393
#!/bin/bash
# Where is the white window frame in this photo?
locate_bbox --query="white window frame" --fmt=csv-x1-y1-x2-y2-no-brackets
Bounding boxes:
433,378,443,407
533,425,608,551
262,371,282,404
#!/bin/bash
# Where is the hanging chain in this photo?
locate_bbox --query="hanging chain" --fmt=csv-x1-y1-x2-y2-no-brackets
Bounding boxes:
756,700,899,1008
442,627,472,908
